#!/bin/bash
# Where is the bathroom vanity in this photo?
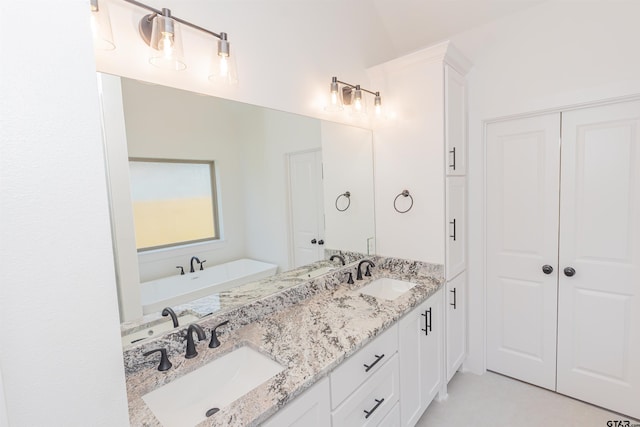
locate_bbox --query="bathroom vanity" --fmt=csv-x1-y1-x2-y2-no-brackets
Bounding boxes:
123,256,447,426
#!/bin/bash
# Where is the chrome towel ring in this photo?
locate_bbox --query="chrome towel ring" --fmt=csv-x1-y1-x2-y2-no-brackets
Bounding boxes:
335,191,351,212
393,189,413,213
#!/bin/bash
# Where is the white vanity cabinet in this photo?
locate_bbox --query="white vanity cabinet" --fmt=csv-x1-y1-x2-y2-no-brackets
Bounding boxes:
330,324,399,426
398,288,443,427
261,377,331,427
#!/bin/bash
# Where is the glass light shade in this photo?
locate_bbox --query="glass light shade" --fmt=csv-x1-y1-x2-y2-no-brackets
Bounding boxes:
90,0,115,51
350,86,367,116
374,93,382,117
209,36,238,85
149,13,186,71
325,77,344,112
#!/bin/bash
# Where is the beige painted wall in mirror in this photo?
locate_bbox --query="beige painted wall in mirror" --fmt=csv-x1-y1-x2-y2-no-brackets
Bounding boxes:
100,74,375,322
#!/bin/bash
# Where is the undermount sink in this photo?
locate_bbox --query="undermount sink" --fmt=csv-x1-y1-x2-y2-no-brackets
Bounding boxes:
142,346,284,427
357,278,417,301
121,313,200,346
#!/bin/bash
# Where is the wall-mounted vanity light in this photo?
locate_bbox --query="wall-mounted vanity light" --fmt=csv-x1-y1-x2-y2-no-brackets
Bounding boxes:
90,0,238,84
325,77,382,117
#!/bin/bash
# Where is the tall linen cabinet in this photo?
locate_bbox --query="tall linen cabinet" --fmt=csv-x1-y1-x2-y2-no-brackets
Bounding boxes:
368,41,471,424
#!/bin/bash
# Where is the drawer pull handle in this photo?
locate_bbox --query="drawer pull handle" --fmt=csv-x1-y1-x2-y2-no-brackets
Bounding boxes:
450,287,457,309
449,147,456,170
363,354,385,372
421,308,432,336
364,398,385,419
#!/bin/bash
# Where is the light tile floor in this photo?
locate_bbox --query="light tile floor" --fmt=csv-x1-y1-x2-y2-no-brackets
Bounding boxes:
416,371,639,427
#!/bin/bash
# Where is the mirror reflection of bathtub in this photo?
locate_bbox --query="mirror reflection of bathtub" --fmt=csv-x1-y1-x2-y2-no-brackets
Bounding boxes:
140,259,278,314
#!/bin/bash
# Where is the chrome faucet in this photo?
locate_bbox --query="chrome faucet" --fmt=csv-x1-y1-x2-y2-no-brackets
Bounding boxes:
329,254,346,266
356,259,375,280
162,307,179,328
185,324,206,359
190,256,201,273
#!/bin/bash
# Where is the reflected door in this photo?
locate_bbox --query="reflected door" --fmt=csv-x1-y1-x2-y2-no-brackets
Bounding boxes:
486,113,561,390
557,101,640,418
288,150,324,267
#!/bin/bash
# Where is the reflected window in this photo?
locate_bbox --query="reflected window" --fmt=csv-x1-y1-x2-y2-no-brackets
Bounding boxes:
128,159,219,251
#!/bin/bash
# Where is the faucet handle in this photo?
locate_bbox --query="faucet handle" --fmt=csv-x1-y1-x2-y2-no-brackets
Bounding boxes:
365,265,371,277
143,348,172,371
176,266,185,275
346,272,354,284
200,260,206,271
209,320,230,348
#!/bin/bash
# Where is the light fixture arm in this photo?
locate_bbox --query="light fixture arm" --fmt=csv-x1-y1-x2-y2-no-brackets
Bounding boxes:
334,79,379,97
122,0,225,40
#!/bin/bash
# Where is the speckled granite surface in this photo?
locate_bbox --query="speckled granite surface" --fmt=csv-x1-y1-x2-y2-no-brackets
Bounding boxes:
124,256,443,426
121,257,367,347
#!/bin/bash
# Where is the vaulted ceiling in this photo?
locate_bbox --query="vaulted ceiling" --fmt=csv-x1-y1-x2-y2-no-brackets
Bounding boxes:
371,0,546,56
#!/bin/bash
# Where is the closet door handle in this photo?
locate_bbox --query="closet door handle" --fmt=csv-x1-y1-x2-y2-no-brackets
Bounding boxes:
449,147,456,170
450,288,457,309
564,267,576,277
449,218,457,241
542,265,554,275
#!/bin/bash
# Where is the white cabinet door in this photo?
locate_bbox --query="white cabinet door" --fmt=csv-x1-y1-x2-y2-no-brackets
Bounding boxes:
261,377,331,427
288,150,325,267
445,65,466,176
557,101,640,419
486,114,561,390
446,272,466,383
399,289,442,427
446,176,466,278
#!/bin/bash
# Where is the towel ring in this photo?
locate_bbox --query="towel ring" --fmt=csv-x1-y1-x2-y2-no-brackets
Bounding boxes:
335,191,351,212
393,190,413,214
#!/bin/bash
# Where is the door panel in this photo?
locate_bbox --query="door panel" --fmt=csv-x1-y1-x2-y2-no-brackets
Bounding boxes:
557,101,640,419
289,150,324,267
446,177,466,278
486,114,561,390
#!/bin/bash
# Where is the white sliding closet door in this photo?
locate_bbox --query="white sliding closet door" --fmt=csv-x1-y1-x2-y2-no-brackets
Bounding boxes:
557,100,640,418
486,114,561,390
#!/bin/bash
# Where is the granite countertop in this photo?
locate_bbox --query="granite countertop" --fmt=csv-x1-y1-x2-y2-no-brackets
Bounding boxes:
125,257,444,426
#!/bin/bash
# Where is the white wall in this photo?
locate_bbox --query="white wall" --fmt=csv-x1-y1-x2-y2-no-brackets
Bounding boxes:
368,50,447,264
0,1,129,425
449,0,640,374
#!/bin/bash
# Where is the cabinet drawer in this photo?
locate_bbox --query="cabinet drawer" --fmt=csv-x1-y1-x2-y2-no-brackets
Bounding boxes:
377,401,400,427
332,354,399,427
330,324,398,408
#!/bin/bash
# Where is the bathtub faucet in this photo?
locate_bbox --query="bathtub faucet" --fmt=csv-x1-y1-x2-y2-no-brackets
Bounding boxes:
190,256,201,273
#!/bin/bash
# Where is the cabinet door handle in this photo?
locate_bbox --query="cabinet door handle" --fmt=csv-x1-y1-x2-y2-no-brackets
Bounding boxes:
363,354,385,372
450,287,457,309
310,239,317,244
363,398,385,419
421,308,432,336
564,267,576,277
542,265,554,275
449,147,456,170
449,218,457,241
